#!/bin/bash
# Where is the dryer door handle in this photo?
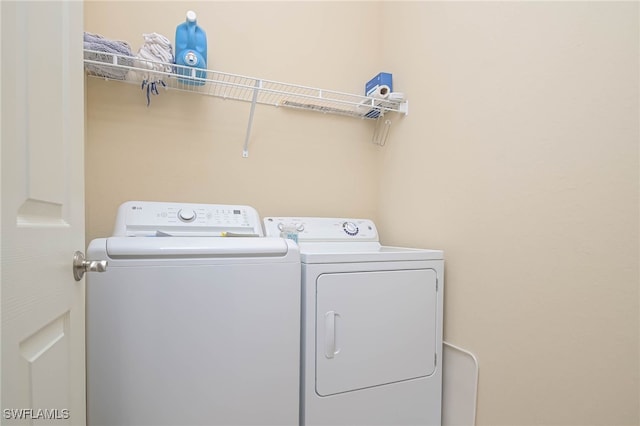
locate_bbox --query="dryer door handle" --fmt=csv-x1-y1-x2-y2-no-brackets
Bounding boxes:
324,311,340,359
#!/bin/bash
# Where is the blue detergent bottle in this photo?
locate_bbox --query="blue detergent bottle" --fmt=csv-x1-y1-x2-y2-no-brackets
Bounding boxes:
175,10,207,85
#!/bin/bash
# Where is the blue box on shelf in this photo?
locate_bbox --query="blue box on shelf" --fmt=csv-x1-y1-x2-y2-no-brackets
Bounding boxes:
365,72,393,97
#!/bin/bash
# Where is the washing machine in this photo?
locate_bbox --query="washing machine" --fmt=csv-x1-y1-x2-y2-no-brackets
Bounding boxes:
264,217,444,426
86,201,300,426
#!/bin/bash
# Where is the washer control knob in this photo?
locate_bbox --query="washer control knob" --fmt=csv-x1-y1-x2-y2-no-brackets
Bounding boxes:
178,209,197,223
343,221,359,236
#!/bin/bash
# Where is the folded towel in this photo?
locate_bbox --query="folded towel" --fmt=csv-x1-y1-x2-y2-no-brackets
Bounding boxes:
83,32,134,80
84,32,133,56
135,32,174,74
134,32,174,106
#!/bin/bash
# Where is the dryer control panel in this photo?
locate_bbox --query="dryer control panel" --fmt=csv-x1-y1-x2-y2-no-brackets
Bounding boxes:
113,201,263,237
263,217,379,242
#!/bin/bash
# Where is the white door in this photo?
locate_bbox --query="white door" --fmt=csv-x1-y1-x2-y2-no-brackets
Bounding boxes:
315,269,438,396
1,1,86,425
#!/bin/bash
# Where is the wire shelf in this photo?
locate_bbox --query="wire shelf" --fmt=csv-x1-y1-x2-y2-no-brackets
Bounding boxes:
83,49,408,120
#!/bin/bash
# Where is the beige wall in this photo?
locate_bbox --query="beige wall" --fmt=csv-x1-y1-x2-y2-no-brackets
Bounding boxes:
85,1,640,425
378,2,639,425
84,1,384,242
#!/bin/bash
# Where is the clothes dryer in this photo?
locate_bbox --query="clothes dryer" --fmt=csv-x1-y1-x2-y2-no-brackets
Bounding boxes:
86,201,300,426
264,217,444,426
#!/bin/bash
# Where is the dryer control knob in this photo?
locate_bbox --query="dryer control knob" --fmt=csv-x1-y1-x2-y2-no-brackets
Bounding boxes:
178,209,197,223
343,221,359,236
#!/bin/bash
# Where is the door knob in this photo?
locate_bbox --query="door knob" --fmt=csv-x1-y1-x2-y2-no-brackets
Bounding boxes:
73,251,108,281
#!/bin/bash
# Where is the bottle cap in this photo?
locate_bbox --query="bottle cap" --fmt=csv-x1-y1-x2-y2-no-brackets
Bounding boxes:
186,10,197,23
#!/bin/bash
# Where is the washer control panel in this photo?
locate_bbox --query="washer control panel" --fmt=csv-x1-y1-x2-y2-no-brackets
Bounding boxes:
113,201,263,237
263,217,378,242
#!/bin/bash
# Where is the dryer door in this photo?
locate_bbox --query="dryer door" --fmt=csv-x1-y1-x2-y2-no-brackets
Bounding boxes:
315,269,438,396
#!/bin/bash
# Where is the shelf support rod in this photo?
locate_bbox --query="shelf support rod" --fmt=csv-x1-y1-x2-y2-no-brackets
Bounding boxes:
372,116,392,146
243,79,261,158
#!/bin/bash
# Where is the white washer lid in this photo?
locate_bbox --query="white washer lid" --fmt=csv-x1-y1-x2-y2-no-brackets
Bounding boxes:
105,237,290,258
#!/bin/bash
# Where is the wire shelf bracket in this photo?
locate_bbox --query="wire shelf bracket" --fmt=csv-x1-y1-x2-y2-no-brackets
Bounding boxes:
243,79,261,158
